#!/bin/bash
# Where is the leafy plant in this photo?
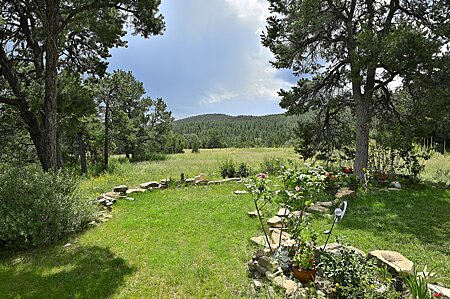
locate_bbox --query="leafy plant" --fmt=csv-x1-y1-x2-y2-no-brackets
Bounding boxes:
319,247,400,298
219,158,236,178
261,157,283,175
237,162,250,178
0,166,96,249
291,222,317,270
403,266,437,299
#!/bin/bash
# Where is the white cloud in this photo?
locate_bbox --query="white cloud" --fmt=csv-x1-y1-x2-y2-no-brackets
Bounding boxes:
109,0,295,117
225,0,269,25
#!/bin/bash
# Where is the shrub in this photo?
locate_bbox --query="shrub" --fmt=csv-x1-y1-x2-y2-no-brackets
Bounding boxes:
131,151,167,162
0,166,96,249
219,158,236,178
237,162,250,178
261,156,283,175
319,247,401,299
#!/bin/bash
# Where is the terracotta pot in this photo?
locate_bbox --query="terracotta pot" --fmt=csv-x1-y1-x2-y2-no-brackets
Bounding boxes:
292,266,316,284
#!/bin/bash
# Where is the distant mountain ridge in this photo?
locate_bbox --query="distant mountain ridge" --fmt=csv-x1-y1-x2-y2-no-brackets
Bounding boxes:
175,113,285,123
173,113,299,148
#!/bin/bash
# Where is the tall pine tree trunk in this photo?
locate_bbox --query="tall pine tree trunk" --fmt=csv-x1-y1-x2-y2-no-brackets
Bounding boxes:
104,97,110,170
42,0,61,171
78,132,87,174
354,94,370,184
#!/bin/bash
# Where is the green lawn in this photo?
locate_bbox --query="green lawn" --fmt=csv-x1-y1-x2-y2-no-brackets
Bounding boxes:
0,184,259,298
0,148,449,297
311,184,450,285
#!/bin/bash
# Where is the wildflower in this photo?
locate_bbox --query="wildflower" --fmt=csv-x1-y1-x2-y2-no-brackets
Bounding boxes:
261,173,267,179
255,173,259,178
434,293,443,298
295,186,300,192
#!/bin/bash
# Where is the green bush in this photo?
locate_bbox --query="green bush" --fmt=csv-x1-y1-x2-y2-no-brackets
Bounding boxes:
319,247,401,299
219,158,236,178
0,166,96,249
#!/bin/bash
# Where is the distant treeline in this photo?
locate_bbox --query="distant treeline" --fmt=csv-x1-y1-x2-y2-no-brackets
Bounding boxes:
172,113,305,148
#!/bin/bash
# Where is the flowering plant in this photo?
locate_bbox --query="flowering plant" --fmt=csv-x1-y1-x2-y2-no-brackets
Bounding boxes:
245,172,272,199
293,244,316,270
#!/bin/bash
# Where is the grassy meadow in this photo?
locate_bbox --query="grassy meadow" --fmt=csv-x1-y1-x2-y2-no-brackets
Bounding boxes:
0,148,449,298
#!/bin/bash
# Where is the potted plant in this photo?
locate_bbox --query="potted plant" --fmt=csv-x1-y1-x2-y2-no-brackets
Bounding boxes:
291,241,317,283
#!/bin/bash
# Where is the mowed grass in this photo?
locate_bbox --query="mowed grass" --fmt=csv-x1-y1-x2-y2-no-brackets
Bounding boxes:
0,148,448,297
0,184,259,298
310,184,450,285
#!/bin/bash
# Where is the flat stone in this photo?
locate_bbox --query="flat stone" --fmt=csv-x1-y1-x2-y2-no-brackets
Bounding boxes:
429,284,450,298
273,275,296,291
266,267,283,280
307,205,330,214
316,201,333,208
258,256,279,271
196,180,209,186
185,178,196,185
251,236,269,247
270,228,291,246
319,243,366,258
104,191,121,198
126,188,146,194
97,198,107,204
113,185,128,193
267,216,284,228
276,208,291,217
335,187,356,199
390,181,402,189
291,210,311,218
207,180,221,185
248,210,261,217
368,250,414,275
234,190,249,195
220,178,240,183
253,279,264,290
195,173,207,182
140,181,160,189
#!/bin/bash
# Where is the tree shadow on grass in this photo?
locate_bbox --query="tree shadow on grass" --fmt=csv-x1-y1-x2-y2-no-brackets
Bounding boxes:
0,245,134,298
340,185,450,256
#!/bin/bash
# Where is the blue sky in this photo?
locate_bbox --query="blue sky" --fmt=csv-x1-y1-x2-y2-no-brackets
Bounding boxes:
108,0,297,120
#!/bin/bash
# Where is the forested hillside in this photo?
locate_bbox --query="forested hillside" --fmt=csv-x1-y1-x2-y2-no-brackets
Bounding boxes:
173,113,304,148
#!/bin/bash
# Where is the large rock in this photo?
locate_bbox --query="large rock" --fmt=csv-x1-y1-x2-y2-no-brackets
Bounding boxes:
113,185,128,193
140,181,160,189
267,216,284,228
368,250,414,275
